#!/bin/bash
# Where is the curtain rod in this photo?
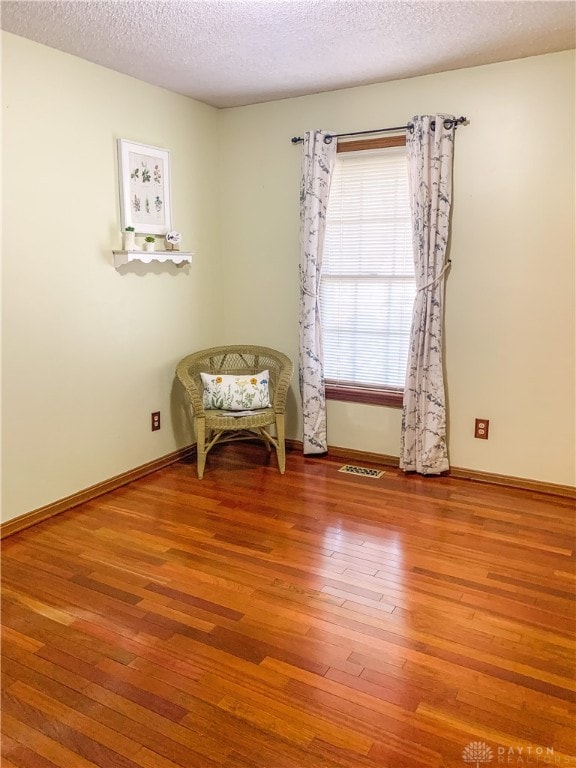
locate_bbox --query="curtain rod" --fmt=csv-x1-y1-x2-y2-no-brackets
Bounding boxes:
291,116,468,145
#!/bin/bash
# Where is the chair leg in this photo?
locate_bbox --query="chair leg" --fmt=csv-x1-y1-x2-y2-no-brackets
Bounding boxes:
275,414,286,474
196,418,207,479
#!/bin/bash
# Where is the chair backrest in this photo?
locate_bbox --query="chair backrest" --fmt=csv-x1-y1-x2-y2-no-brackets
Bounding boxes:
176,345,293,413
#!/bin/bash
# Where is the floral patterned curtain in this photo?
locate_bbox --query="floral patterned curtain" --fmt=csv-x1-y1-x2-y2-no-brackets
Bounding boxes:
299,130,336,454
400,115,455,474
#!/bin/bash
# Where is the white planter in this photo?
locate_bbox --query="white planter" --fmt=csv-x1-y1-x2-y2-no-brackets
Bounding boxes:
123,231,136,250
144,241,155,252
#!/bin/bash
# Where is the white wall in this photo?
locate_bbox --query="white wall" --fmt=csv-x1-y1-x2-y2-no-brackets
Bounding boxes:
1,32,221,522
218,51,575,486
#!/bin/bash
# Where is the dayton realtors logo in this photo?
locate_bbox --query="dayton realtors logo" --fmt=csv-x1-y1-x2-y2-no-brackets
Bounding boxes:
462,742,574,766
463,742,494,767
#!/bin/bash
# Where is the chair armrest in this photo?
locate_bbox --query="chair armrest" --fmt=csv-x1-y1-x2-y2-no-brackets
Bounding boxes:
271,357,294,414
175,357,206,416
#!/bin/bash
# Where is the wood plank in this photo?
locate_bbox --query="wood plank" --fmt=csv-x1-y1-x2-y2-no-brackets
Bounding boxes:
6,680,143,759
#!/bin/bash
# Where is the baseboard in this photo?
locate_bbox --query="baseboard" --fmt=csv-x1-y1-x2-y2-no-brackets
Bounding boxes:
0,445,196,540
286,439,575,499
446,466,576,499
286,440,400,470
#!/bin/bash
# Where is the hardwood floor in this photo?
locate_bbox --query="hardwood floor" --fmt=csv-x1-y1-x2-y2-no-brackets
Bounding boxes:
2,444,575,768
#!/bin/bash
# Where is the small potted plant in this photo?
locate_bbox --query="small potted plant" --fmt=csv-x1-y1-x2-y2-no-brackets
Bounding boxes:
144,235,156,252
123,226,136,251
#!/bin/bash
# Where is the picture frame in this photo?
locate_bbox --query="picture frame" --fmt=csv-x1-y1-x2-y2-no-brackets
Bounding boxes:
117,139,172,235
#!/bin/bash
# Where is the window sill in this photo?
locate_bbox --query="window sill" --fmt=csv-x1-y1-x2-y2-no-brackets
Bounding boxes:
325,384,403,408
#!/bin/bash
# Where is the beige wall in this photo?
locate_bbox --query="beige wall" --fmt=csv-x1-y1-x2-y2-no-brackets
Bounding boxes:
1,32,221,522
2,36,574,526
218,51,575,486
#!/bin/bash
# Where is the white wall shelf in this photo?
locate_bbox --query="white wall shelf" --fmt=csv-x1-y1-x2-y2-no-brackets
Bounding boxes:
113,250,192,268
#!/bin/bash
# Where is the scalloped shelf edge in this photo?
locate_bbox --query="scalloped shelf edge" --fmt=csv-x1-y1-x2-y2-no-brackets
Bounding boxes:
113,250,193,267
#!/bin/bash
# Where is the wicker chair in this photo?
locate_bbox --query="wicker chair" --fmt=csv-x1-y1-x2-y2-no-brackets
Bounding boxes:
176,345,293,479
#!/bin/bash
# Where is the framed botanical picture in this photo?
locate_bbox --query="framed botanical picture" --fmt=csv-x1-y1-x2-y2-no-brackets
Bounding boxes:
117,139,172,235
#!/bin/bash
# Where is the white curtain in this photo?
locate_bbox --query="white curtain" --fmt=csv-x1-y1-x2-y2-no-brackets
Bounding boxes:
400,115,455,474
299,130,336,454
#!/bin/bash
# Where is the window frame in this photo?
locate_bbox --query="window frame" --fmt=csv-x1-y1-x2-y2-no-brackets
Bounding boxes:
323,134,411,409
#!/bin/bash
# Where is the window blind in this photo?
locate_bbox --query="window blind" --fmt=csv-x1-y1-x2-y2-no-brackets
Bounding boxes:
320,146,415,390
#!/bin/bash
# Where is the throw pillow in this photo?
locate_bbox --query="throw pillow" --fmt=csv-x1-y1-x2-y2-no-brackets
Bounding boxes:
200,370,270,411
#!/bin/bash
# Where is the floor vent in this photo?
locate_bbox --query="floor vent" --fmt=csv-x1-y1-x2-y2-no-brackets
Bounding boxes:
338,464,385,479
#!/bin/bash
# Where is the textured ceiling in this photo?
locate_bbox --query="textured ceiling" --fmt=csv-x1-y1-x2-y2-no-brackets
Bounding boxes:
1,0,575,108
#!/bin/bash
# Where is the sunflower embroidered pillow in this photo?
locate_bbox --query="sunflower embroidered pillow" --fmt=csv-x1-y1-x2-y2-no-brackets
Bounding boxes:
200,370,271,411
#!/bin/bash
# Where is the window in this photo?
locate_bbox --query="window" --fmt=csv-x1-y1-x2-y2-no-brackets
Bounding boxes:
320,136,415,407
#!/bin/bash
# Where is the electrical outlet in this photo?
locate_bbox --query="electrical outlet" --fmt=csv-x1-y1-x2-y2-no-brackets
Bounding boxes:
474,418,489,439
151,411,161,431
